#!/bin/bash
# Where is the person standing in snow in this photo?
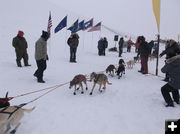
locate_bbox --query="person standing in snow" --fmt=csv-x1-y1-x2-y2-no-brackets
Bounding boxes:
97,38,104,56
67,33,79,62
138,36,150,74
34,31,49,83
127,39,133,52
102,37,108,56
12,30,31,67
159,40,180,82
161,55,180,107
118,37,124,57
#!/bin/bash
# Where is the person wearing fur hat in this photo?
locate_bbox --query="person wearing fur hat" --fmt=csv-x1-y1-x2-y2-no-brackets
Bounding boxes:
34,31,49,83
161,55,180,107
160,40,180,82
12,30,31,67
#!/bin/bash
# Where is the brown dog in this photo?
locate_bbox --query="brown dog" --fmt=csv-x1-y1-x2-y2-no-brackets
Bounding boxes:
0,105,35,134
106,64,116,76
89,72,112,95
69,74,88,95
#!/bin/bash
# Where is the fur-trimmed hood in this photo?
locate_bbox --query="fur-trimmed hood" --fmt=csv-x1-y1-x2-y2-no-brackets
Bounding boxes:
166,55,180,64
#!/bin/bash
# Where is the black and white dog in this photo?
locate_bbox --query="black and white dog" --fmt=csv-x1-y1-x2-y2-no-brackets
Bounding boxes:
116,59,125,79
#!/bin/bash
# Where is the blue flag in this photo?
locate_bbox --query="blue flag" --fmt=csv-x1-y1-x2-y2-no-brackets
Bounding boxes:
76,20,84,32
54,16,67,33
84,18,93,30
67,19,79,33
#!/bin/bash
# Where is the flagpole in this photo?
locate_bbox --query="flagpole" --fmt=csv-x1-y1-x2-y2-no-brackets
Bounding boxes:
99,26,102,39
155,34,160,75
65,26,68,52
91,32,94,51
82,31,85,50
47,11,52,62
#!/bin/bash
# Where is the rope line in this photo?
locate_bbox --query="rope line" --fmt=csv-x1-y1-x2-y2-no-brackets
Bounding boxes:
13,83,68,99
25,82,69,105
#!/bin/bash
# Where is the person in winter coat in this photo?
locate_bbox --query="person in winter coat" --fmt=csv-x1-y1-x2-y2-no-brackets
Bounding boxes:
34,31,49,83
12,30,31,67
97,38,104,56
138,36,150,74
161,55,180,107
127,39,133,52
118,37,124,57
67,33,79,62
102,37,108,56
159,40,180,82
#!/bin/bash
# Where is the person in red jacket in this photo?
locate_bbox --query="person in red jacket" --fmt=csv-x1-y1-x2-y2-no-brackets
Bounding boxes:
127,39,134,52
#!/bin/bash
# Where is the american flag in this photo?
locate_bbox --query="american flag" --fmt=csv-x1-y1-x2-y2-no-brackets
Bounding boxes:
87,22,101,32
47,12,52,35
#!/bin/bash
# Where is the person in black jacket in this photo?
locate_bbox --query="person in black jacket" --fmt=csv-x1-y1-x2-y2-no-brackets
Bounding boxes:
67,33,79,62
118,37,124,57
138,36,150,74
161,55,180,107
160,40,180,81
102,37,108,56
98,38,104,56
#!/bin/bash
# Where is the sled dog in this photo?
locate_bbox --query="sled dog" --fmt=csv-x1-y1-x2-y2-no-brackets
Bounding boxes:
69,74,88,95
89,72,112,95
106,64,116,76
127,60,135,69
0,105,35,134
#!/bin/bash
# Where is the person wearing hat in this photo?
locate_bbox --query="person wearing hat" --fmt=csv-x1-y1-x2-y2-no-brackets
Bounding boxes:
159,40,180,82
161,55,180,107
12,30,31,67
34,31,49,83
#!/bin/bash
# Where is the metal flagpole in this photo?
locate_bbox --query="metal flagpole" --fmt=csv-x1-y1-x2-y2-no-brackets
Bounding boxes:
64,26,68,52
64,15,68,52
91,32,94,51
156,34,160,75
82,31,85,50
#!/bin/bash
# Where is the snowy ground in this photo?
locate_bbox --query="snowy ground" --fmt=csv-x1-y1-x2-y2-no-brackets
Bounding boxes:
1,0,180,134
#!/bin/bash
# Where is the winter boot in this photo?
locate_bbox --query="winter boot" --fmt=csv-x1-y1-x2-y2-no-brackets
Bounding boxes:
16,60,22,67
165,103,174,107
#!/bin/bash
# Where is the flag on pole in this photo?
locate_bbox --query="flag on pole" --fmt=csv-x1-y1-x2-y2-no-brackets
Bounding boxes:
87,22,101,32
54,16,67,33
83,18,93,30
47,11,52,35
67,19,79,33
152,0,161,33
76,20,85,32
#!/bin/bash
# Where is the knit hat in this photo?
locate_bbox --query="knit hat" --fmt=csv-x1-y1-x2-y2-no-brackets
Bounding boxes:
18,30,24,37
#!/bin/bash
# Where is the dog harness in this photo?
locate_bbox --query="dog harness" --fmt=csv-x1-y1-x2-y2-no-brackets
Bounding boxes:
0,103,27,119
72,75,86,84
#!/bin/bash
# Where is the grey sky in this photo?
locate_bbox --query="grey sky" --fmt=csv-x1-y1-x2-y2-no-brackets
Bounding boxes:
49,0,180,40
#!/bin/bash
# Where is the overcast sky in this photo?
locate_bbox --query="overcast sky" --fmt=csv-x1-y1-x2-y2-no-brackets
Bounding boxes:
49,0,180,40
